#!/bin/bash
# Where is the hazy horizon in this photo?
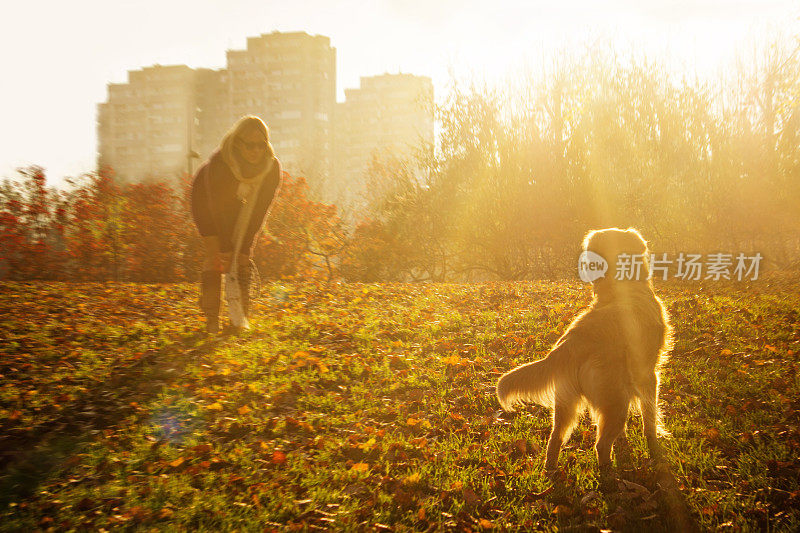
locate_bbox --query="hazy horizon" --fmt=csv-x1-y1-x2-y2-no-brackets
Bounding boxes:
1,0,798,188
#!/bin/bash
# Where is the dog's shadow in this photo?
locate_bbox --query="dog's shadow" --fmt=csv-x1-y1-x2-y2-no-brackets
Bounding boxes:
560,436,699,533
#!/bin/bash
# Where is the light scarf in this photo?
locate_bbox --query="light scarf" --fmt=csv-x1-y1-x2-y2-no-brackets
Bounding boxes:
217,116,276,328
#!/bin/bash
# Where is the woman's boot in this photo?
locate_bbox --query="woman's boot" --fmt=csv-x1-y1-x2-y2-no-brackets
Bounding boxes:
200,270,222,334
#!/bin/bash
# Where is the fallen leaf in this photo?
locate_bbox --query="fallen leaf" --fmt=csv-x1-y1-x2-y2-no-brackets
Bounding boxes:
272,450,287,465
553,504,572,517
403,472,421,484
462,487,480,506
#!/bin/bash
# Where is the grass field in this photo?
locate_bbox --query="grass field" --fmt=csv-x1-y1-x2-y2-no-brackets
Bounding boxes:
1,279,799,531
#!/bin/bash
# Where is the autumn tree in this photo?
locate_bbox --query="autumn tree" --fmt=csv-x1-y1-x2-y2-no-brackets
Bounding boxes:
122,181,190,282
0,166,67,280
254,172,346,281
362,37,800,280
63,170,128,280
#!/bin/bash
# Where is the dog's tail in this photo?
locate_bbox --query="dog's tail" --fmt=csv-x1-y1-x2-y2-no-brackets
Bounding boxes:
496,352,560,412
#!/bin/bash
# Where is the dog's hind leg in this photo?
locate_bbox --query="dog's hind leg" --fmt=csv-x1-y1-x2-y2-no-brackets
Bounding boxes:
613,434,633,468
594,396,628,468
639,371,663,462
544,389,580,473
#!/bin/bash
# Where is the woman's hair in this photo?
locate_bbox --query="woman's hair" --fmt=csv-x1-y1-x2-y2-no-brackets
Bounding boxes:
235,115,269,142
219,115,275,182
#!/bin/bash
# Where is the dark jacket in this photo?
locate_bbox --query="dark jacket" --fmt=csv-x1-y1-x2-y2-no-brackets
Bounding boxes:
190,150,281,254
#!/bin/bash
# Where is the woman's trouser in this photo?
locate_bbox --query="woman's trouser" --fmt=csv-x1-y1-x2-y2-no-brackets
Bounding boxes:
199,236,251,331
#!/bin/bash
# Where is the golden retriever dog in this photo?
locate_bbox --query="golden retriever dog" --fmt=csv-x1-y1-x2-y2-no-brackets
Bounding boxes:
496,228,671,473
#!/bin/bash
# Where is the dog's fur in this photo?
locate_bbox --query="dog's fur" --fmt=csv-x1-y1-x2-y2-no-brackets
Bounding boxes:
496,228,672,471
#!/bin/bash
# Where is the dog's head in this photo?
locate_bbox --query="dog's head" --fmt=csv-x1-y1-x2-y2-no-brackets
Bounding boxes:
582,227,650,285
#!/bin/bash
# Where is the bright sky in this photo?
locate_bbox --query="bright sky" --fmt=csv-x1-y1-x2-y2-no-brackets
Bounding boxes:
0,0,798,187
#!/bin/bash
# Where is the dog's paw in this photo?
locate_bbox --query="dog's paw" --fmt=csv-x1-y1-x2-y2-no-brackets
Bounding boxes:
545,468,567,483
647,437,665,464
614,437,634,467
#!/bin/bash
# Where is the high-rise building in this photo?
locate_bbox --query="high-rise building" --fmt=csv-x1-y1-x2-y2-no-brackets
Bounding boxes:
97,64,202,183
98,31,335,184
194,68,229,164
225,32,336,184
332,73,434,212
96,32,433,214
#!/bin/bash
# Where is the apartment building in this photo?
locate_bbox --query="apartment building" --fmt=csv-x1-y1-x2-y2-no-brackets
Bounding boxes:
225,31,336,183
194,68,229,164
96,32,434,213
332,73,434,212
97,64,202,183
98,31,335,184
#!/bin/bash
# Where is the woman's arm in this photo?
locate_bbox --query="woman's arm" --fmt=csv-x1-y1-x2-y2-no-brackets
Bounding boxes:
190,163,218,237
204,156,237,253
